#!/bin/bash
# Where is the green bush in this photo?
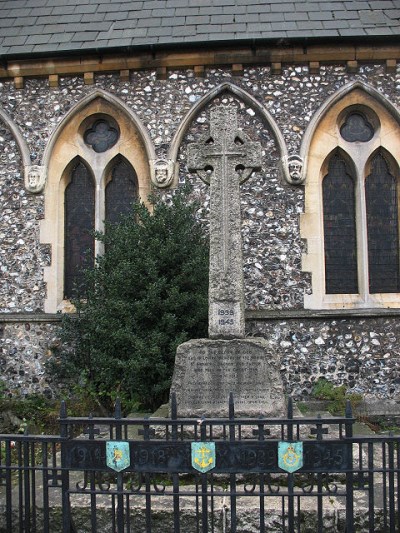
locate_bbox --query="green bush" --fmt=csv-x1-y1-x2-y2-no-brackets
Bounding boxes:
0,394,60,434
312,378,362,415
51,186,209,411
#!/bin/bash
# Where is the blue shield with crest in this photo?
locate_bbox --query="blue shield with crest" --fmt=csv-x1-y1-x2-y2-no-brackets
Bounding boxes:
191,442,216,473
106,441,130,472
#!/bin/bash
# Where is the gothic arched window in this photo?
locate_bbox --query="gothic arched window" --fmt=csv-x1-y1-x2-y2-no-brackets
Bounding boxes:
64,161,95,298
301,87,400,309
41,96,152,313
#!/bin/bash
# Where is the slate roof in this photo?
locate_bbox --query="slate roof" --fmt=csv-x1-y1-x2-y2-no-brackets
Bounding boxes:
0,0,399,58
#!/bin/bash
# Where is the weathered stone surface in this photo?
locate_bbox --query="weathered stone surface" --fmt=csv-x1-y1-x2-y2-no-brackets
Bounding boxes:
170,338,286,417
188,106,261,339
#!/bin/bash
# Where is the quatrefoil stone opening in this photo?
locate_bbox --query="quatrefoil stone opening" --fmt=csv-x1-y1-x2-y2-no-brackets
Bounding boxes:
84,119,119,153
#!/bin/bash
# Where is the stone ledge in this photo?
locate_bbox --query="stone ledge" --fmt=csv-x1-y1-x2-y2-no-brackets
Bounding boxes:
1,307,400,324
0,313,62,323
246,307,400,321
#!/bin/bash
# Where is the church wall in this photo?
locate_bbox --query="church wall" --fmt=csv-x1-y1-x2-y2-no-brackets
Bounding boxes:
247,315,400,403
0,63,399,404
0,320,60,398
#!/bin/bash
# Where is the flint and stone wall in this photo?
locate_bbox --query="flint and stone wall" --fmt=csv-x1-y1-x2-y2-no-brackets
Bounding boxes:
1,63,400,404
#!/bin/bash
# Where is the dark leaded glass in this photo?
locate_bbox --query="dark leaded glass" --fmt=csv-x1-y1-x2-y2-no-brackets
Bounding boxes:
64,161,95,298
366,153,400,293
340,112,374,142
323,154,358,294
84,119,119,153
105,159,138,225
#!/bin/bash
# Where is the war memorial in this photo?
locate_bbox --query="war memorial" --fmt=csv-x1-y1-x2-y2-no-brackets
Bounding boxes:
0,1,400,530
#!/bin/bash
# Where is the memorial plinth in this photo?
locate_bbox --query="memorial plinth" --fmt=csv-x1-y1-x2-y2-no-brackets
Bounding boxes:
171,338,285,417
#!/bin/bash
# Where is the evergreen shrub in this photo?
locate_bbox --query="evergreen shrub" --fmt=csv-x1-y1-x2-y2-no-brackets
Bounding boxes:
52,186,209,411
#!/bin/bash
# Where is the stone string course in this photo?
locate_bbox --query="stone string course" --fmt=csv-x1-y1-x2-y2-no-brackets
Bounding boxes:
0,64,399,401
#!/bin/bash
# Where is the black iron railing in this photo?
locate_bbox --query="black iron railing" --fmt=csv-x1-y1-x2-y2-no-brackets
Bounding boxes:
0,395,399,532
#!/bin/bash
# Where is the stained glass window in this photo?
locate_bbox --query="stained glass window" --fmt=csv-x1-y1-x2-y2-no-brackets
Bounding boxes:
323,154,358,294
105,159,138,225
84,119,119,153
366,153,400,293
340,112,374,142
64,161,95,298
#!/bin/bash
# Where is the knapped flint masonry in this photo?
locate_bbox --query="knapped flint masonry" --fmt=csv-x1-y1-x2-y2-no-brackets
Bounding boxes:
171,106,285,417
0,0,400,414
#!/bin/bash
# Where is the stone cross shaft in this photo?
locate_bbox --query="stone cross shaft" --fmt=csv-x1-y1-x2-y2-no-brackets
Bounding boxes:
188,106,261,339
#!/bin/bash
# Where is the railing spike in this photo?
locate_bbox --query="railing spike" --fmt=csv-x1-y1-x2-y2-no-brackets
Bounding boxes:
229,392,234,419
345,399,353,418
59,400,67,419
171,392,177,419
114,397,122,419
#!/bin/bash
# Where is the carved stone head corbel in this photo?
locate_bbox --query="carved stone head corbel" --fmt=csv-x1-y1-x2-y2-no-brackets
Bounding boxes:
25,165,46,193
280,154,305,185
150,159,175,188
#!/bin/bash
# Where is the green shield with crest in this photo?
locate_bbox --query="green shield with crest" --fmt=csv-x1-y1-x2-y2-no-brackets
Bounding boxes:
191,442,216,473
278,441,303,473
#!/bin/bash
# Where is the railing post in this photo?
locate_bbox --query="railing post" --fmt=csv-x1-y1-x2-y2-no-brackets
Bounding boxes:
200,418,209,533
286,397,295,532
114,398,125,533
23,428,31,531
388,432,396,532
345,400,354,533
171,392,180,533
60,401,72,533
229,393,237,533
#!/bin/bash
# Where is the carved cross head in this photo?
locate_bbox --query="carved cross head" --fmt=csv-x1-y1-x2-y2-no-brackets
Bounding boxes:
188,106,262,185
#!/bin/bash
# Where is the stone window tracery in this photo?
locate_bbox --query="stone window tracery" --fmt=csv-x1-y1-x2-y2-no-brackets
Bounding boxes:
84,118,119,153
40,95,152,313
301,88,400,310
63,156,138,300
340,112,374,143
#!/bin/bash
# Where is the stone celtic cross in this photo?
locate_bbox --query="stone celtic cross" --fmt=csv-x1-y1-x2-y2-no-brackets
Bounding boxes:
188,106,262,338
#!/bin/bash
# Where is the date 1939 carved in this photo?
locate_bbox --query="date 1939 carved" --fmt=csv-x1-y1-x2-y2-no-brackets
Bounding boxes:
217,308,234,325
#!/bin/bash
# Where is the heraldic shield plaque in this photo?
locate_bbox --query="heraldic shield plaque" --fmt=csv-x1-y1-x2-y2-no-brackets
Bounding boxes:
191,442,216,473
106,441,130,472
278,442,303,473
